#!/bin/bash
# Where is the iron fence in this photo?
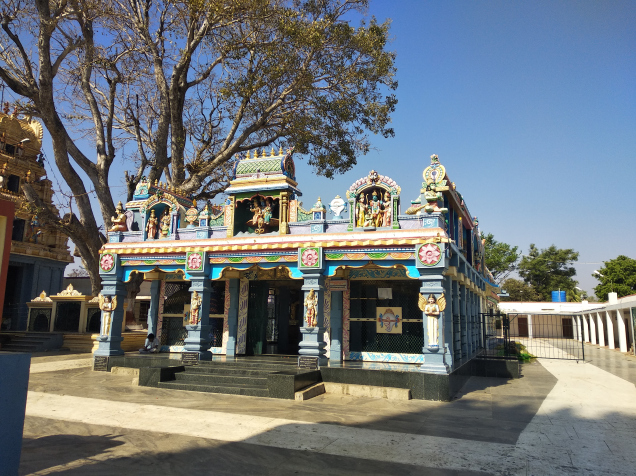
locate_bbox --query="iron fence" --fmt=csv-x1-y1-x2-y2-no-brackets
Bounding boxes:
478,310,513,359
507,313,584,361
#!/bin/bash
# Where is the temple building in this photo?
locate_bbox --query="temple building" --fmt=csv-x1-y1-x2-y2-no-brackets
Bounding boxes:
0,105,73,330
95,150,499,377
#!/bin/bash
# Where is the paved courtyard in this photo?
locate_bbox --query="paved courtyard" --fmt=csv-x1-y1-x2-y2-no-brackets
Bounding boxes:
19,346,636,475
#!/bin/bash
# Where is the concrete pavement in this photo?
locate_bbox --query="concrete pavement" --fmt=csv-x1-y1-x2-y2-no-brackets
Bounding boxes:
19,350,636,475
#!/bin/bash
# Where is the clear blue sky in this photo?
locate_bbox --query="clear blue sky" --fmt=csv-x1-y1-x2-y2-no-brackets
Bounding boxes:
34,1,634,295
292,0,635,295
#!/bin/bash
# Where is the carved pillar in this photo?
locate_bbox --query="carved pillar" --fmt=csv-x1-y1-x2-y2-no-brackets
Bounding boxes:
416,242,450,374
94,253,127,357
279,191,289,235
299,274,327,365
183,251,212,360
298,247,327,365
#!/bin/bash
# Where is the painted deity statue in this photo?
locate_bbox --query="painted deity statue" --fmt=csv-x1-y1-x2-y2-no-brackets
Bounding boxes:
304,289,318,327
419,293,445,348
370,191,382,227
189,290,202,325
249,198,265,232
109,201,128,232
0,132,5,151
160,208,171,237
98,294,117,336
356,194,367,227
146,209,158,239
263,198,273,224
382,191,392,227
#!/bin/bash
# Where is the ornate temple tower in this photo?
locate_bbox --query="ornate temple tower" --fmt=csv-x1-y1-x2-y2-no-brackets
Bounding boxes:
0,105,72,330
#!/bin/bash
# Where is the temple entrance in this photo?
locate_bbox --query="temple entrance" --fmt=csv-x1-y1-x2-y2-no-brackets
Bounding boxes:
246,280,303,356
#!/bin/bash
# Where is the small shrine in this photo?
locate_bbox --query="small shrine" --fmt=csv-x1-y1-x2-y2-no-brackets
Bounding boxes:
96,150,499,378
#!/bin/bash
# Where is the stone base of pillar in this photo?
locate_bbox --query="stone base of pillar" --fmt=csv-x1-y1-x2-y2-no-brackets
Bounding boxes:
183,324,212,361
299,326,327,365
420,347,450,374
94,336,125,357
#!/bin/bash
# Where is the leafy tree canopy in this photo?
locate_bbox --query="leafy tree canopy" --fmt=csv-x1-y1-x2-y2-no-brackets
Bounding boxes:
593,255,636,301
483,233,519,284
0,0,397,293
517,244,579,301
500,278,541,302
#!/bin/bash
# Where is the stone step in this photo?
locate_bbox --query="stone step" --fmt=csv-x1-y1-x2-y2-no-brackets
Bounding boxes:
185,366,278,377
175,372,268,386
197,361,298,371
2,344,39,352
158,381,269,398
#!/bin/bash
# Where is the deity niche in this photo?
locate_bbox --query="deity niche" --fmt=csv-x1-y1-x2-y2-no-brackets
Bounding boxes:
241,195,279,234
355,187,391,228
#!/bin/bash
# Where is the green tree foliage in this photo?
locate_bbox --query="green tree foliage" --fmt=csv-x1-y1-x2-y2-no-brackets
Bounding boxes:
501,278,541,302
483,233,519,284
593,255,636,301
517,244,579,301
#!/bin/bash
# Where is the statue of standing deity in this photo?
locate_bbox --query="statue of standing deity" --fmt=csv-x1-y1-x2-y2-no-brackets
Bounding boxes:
98,294,117,336
146,209,158,239
356,194,367,227
304,289,318,327
419,293,446,348
189,291,202,325
370,191,382,227
382,191,392,227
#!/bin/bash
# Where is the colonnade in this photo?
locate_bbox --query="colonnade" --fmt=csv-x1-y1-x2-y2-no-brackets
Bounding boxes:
575,310,631,353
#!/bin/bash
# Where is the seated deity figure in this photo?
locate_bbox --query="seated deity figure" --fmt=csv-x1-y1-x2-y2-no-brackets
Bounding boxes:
160,209,171,237
249,197,265,232
108,201,128,232
146,209,158,239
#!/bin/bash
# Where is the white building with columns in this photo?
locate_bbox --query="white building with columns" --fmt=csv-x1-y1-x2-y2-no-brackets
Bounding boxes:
499,293,636,355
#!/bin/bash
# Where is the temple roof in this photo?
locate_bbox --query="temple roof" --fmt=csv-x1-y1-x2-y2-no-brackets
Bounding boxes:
226,148,301,196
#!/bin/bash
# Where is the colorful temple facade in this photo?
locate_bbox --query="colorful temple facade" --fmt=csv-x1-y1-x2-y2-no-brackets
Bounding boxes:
96,151,498,374
0,106,72,330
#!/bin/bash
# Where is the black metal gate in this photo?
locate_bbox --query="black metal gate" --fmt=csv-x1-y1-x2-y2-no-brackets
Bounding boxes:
479,310,585,361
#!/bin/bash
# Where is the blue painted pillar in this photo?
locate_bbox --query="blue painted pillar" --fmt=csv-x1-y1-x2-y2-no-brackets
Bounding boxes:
95,253,127,357
451,279,460,363
0,353,30,475
147,279,161,336
466,288,473,357
416,242,451,374
443,276,454,371
298,247,328,365
329,290,343,362
460,283,467,359
183,251,212,360
226,278,239,357
299,274,327,365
